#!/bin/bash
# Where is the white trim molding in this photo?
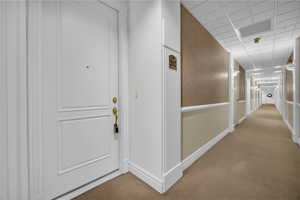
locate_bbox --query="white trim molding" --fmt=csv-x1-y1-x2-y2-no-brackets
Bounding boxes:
0,3,8,200
228,54,235,132
284,119,296,141
238,115,247,124
182,128,231,171
128,161,183,194
163,163,182,192
56,170,121,200
128,162,164,193
0,2,29,200
181,102,229,112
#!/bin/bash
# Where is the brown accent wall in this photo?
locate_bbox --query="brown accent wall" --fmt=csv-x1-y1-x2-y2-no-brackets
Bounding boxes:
181,5,229,106
286,70,293,101
181,5,229,161
287,52,293,64
239,65,246,100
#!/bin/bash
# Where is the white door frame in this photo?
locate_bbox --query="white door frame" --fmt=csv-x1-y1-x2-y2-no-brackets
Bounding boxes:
295,38,300,145
27,1,129,199
0,2,29,200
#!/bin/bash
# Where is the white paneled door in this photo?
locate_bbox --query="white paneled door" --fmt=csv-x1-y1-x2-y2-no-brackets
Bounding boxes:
42,1,119,199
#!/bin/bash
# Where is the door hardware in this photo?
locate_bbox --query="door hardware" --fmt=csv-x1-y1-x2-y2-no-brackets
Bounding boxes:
169,55,177,70
112,107,119,134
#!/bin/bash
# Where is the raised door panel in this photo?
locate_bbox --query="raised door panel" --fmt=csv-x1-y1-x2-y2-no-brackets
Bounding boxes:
58,116,111,174
59,2,116,110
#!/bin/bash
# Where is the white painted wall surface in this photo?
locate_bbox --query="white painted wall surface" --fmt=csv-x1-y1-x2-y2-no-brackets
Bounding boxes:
294,37,300,145
229,54,235,131
162,0,181,175
246,71,251,115
0,2,28,200
262,87,275,104
128,0,181,192
162,0,180,52
129,0,164,182
163,48,182,190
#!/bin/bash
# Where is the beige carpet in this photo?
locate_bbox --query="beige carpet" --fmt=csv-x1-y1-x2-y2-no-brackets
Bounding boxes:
74,105,300,200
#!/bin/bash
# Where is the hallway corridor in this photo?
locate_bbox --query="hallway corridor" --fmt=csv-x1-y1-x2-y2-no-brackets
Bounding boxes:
75,105,300,200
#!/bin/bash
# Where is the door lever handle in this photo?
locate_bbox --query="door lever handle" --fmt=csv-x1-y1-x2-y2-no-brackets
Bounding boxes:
112,107,119,134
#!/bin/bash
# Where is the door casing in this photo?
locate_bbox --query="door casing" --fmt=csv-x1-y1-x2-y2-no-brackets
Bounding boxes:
27,1,129,199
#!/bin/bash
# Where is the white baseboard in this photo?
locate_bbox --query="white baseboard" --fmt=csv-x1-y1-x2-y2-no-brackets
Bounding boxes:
128,161,183,193
239,115,246,124
284,119,294,134
284,119,296,143
57,170,122,200
292,135,298,144
128,161,164,193
163,163,183,191
182,128,230,171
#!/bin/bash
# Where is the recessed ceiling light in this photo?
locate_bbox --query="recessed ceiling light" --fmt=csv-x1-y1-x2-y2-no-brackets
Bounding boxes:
253,72,263,76
253,68,263,71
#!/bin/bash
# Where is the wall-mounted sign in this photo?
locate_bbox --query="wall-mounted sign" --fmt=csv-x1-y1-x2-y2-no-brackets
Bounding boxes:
169,55,177,70
267,93,272,98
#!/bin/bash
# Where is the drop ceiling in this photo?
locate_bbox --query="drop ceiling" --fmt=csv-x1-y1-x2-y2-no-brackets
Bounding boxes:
182,0,300,70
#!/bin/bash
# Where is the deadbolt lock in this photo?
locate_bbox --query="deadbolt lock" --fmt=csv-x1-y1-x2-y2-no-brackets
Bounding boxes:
112,97,117,104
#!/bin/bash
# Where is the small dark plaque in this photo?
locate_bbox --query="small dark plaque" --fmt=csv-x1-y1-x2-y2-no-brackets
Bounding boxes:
169,55,177,70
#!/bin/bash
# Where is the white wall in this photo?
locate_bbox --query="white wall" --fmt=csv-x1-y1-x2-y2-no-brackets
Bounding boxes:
162,0,181,188
0,2,28,200
128,0,181,192
261,87,275,105
246,71,251,115
229,55,235,131
294,37,300,145
129,0,164,181
274,87,281,112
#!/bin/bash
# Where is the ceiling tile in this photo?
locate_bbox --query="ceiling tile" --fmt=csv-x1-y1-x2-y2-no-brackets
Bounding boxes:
252,1,274,15
278,1,300,14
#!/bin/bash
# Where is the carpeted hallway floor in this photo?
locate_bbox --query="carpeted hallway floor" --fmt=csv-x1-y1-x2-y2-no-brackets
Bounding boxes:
74,105,300,200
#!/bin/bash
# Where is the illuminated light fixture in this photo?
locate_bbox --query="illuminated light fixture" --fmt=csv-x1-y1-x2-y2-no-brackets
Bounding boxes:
274,65,282,69
273,70,282,73
234,28,241,40
254,37,261,44
234,71,240,76
251,68,263,71
252,72,263,76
